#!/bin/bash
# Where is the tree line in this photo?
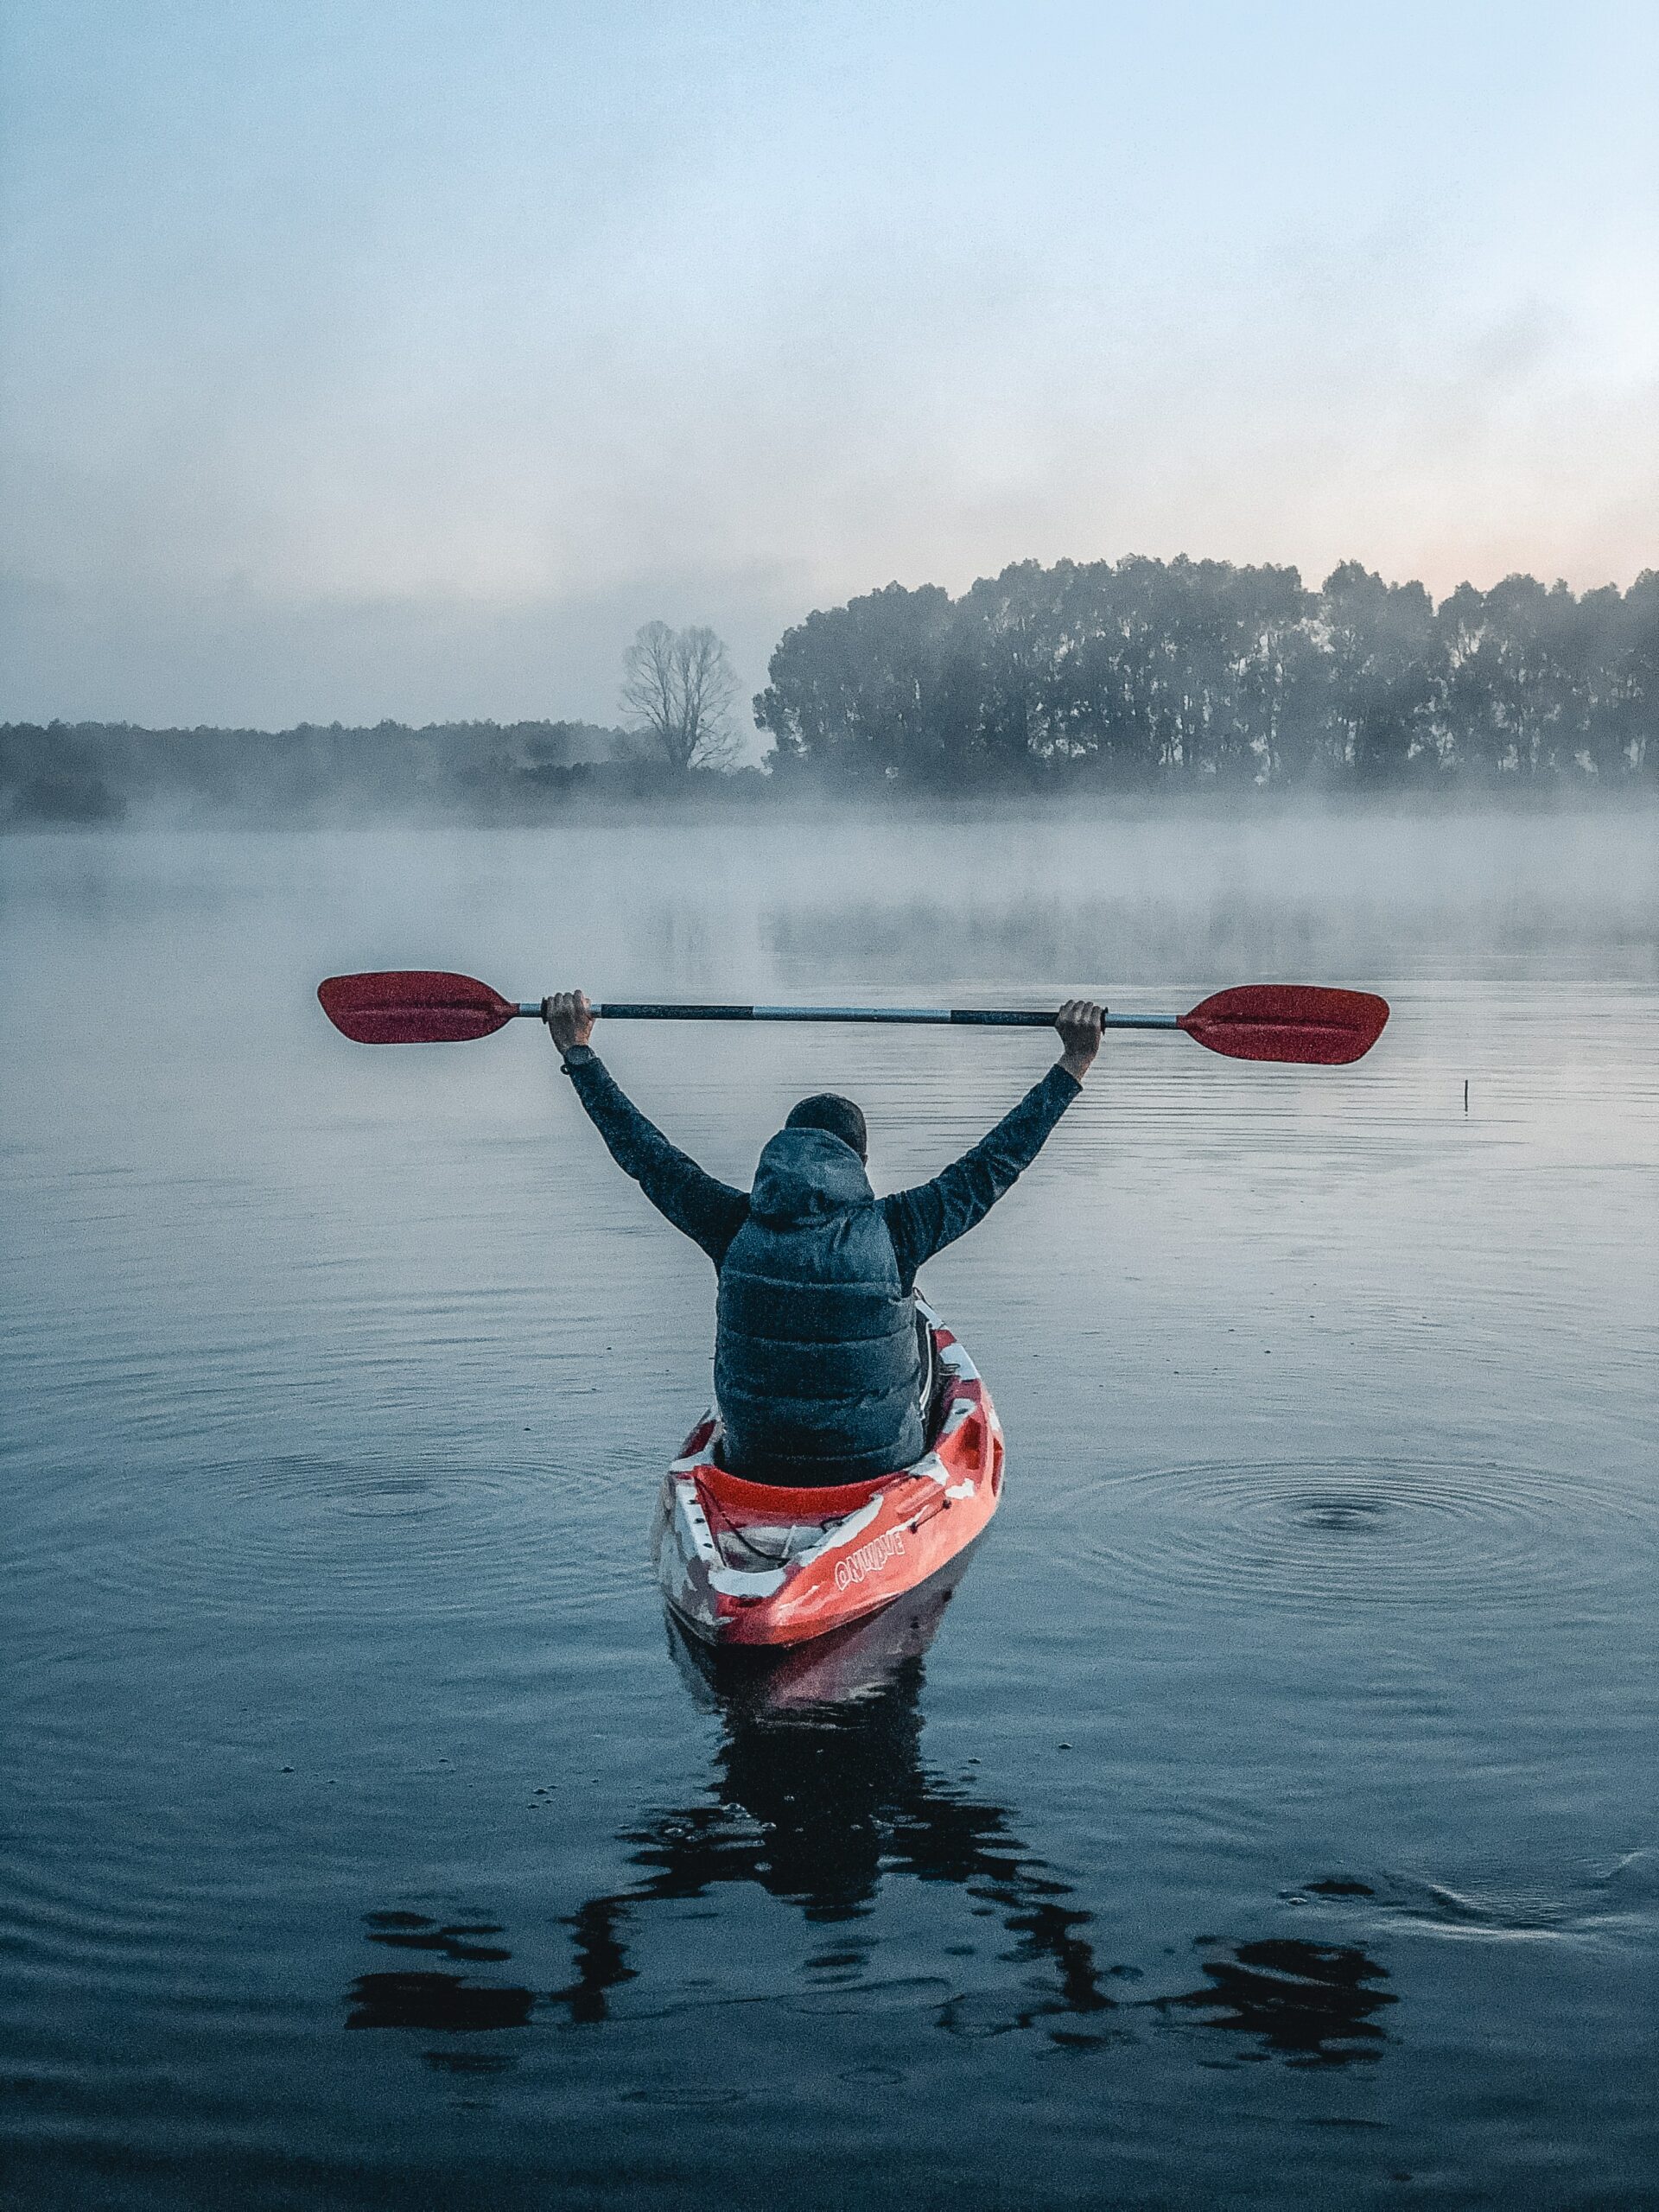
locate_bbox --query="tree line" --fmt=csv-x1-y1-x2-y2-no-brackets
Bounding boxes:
4,560,1655,823
754,560,1657,789
0,716,683,826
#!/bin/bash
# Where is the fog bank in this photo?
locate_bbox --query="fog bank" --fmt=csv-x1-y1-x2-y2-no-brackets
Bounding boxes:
8,807,1652,992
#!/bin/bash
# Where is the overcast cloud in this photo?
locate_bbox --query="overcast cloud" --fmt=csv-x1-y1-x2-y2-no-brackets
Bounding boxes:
3,0,1656,732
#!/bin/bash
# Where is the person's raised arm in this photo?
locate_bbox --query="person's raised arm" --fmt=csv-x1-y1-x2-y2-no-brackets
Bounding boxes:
880,999,1103,1288
544,990,748,1267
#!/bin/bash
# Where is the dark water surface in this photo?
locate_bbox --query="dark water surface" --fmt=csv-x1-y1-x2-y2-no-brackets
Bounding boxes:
3,817,1656,2210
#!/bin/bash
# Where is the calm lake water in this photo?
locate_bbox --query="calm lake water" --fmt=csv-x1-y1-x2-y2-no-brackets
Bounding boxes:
3,812,1656,2210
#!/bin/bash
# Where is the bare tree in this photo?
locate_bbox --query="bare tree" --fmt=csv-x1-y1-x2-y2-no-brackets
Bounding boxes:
620,621,739,772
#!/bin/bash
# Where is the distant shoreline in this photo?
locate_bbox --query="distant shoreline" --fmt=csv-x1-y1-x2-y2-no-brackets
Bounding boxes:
3,772,1652,836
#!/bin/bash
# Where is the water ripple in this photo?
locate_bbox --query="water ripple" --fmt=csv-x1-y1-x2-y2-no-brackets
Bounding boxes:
13,1448,642,1626
1042,1455,1658,1615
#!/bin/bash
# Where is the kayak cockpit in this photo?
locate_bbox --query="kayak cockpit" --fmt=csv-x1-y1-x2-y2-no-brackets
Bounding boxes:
652,1303,1003,1648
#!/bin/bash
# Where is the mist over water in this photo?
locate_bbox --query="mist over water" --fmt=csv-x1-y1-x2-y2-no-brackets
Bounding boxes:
3,808,1656,2209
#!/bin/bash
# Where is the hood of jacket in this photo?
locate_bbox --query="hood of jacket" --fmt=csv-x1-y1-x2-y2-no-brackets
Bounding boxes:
747,1126,874,1227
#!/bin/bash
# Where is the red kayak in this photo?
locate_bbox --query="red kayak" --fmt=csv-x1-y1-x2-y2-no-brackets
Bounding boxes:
652,1304,1004,1648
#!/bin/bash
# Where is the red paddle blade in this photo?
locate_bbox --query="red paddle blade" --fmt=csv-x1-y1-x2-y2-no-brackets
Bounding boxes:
1179,985,1389,1065
318,970,518,1045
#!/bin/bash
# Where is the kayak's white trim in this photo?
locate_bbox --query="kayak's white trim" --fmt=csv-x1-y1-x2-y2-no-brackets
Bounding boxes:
708,1561,788,1599
790,1491,885,1570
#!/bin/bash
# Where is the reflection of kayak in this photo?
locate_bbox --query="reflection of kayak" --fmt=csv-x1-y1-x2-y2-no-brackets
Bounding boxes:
664,1538,984,1712
652,1302,1004,1649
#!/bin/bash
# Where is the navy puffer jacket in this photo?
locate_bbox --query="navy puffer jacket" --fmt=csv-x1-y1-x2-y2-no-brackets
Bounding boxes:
715,1128,923,1484
559,1046,1081,1486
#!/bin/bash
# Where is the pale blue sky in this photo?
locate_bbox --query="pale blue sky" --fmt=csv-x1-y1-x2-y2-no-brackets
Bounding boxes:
3,0,1656,728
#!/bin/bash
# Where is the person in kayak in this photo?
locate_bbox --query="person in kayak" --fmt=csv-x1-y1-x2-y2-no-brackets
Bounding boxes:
543,990,1104,1487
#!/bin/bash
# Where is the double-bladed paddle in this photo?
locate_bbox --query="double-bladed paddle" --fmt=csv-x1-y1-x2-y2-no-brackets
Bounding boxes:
318,972,1389,1065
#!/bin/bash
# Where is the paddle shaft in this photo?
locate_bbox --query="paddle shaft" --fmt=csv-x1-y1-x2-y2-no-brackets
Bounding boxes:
517,1002,1179,1028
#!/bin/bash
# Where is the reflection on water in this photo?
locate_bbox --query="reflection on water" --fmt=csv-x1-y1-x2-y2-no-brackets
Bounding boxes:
346,1967,535,2035
554,1565,1116,2041
1160,1940,1396,2067
350,1568,1395,2071
346,1911,534,2044
363,1911,512,1961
